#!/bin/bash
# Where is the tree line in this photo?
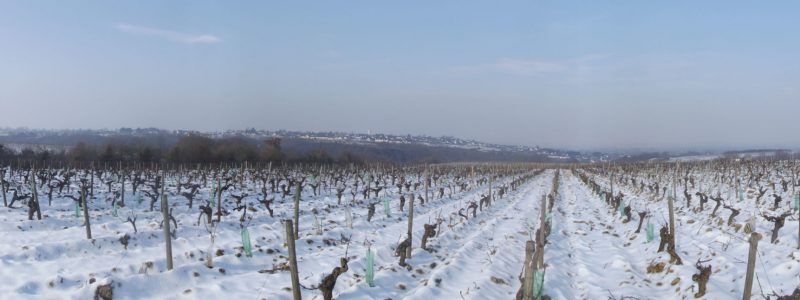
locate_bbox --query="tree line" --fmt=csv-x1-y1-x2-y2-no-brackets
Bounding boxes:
0,135,365,165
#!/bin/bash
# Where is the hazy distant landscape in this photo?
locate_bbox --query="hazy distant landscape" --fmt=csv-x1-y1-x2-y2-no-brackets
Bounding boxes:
1,127,792,166
0,127,595,164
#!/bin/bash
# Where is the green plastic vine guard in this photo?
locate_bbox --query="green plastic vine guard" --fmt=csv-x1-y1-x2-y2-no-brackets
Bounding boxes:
241,227,253,257
618,202,626,217
383,198,391,217
794,195,799,212
112,201,118,217
313,215,322,235
645,223,655,242
74,201,80,218
532,270,544,299
739,190,744,202
345,206,353,228
366,248,375,287
210,183,217,208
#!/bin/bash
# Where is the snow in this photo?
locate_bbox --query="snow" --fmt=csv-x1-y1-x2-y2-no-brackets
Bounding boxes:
0,170,544,299
1,167,798,299
563,169,800,299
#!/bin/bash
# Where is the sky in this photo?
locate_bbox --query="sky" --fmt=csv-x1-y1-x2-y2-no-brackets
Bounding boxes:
1,1,799,151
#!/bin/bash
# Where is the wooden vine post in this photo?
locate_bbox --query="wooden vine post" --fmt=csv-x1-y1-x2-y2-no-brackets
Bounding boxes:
536,194,546,268
120,165,125,206
294,181,301,239
90,162,95,198
610,170,614,201
82,181,92,239
2,169,6,207
489,173,493,204
161,172,173,271
424,169,429,204
669,170,677,249
406,192,414,258
215,176,222,223
522,240,535,299
30,167,42,220
742,232,761,300
284,219,301,300
796,191,800,250
471,166,475,187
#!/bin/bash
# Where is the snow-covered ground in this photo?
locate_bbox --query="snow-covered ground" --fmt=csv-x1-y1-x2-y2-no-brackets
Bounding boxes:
565,168,800,299
0,169,546,299
1,167,798,299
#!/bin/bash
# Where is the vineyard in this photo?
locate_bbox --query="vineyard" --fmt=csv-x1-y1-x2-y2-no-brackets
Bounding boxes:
0,160,798,299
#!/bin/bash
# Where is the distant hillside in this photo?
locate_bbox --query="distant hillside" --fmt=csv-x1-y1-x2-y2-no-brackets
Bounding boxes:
0,127,608,163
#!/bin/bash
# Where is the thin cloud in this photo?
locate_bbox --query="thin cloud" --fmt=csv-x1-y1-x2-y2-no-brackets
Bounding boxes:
453,54,612,76
486,59,568,74
117,23,220,44
454,59,567,75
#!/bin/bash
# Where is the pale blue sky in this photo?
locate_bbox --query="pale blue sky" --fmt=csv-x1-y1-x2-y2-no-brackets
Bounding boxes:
1,1,799,150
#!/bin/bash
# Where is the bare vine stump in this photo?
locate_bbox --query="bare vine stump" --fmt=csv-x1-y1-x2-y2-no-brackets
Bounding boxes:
658,226,668,252
458,208,468,221
94,282,113,300
119,234,130,250
634,211,647,233
658,226,682,265
320,257,349,300
710,195,722,217
623,206,632,223
725,206,740,226
421,223,438,250
468,201,478,218
692,260,711,298
776,288,800,300
396,237,411,267
367,202,376,222
763,212,791,244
